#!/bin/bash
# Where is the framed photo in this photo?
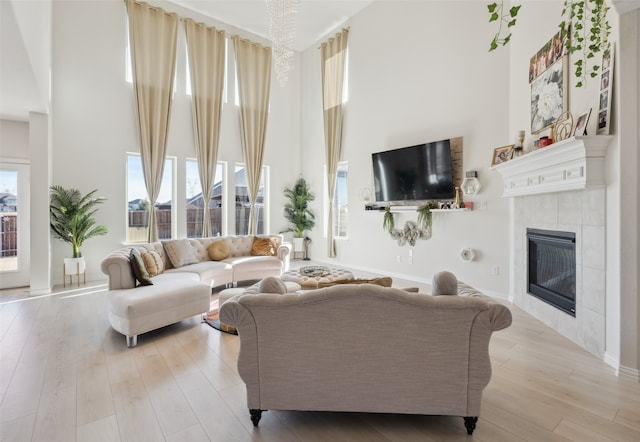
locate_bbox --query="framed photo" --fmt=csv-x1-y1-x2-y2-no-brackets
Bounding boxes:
573,109,592,136
597,44,614,135
531,56,568,134
491,145,514,166
529,30,567,83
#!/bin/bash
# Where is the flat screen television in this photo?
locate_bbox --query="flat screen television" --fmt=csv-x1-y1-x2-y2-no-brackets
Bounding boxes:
372,139,454,203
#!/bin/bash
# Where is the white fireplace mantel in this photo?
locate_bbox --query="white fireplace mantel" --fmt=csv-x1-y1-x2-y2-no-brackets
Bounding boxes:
491,135,613,197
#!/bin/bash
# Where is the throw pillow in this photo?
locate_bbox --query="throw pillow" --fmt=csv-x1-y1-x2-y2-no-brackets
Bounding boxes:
432,271,458,295
251,236,278,256
141,250,164,277
163,239,199,268
208,240,230,261
130,248,153,286
258,276,288,294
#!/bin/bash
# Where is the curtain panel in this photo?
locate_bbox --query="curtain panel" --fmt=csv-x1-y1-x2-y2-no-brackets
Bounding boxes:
184,20,226,237
232,36,272,235
125,0,178,242
320,28,349,258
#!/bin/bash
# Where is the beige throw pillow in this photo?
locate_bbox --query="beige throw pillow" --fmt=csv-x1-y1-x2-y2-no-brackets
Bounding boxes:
163,239,199,268
129,248,153,286
141,250,164,277
208,240,230,261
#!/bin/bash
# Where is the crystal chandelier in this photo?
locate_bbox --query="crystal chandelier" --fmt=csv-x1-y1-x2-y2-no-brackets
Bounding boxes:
266,0,299,86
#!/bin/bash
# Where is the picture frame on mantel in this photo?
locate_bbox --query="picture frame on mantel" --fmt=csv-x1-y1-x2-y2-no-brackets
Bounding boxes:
491,145,514,167
531,56,568,134
597,44,614,135
574,108,592,136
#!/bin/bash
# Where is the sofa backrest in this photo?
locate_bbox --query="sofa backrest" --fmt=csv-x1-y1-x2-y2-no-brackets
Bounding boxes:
220,284,512,416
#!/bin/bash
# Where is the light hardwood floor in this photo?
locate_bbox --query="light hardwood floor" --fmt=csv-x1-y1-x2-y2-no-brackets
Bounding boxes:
1,271,639,441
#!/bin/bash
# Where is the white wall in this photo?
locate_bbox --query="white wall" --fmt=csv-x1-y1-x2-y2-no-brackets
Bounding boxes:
0,120,29,158
301,1,511,295
50,0,301,284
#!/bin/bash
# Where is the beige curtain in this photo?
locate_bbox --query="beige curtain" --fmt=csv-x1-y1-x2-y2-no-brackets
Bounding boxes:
185,20,226,238
232,36,272,234
126,0,178,242
321,29,349,257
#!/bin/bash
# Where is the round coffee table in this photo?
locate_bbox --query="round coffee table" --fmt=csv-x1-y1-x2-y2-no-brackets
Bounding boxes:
281,266,354,289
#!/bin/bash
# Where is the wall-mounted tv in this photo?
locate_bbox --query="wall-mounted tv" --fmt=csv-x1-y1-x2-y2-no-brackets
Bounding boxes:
372,139,454,203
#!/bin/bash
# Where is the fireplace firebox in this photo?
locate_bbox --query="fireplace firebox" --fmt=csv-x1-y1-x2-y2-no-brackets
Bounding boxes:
527,228,576,316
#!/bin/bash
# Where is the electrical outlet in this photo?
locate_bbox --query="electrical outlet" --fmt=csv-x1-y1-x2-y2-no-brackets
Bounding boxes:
492,265,500,276
397,255,402,263
408,249,413,264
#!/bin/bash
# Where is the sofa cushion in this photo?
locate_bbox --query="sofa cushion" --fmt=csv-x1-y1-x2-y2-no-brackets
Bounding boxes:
141,250,164,277
130,248,153,286
163,239,199,268
432,271,458,295
208,240,230,261
164,260,233,287
251,236,278,256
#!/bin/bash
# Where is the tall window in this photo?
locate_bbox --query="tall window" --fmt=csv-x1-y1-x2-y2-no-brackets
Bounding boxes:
126,154,174,242
234,164,267,235
186,160,225,238
334,162,348,238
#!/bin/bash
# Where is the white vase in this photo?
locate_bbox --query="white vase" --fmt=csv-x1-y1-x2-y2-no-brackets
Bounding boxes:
64,257,86,275
292,237,304,253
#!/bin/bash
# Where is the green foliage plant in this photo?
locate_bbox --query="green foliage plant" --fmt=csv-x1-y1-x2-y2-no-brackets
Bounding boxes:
487,1,522,51
49,185,108,258
382,205,395,234
281,177,315,238
559,0,611,87
416,201,438,232
487,0,610,87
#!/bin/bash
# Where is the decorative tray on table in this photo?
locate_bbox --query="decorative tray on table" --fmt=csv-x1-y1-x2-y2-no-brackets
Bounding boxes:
299,265,330,277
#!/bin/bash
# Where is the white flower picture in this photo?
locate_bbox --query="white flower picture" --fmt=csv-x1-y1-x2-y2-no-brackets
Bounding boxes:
531,57,566,133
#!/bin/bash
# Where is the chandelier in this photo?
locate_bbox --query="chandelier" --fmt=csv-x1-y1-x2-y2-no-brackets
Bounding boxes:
266,0,299,86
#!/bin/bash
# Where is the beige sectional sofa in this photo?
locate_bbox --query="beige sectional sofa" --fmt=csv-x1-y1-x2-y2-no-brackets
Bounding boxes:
220,282,512,434
101,235,291,347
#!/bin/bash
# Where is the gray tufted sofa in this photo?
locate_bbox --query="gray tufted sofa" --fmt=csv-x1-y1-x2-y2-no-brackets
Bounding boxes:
101,235,291,347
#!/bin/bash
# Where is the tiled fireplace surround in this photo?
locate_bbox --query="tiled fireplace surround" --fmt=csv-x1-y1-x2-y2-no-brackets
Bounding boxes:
494,136,612,357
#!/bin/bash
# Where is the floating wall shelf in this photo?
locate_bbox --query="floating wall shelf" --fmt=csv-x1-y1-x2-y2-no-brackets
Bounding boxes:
491,136,613,197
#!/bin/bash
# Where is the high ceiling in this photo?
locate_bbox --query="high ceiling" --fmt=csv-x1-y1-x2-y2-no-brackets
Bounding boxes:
169,0,374,51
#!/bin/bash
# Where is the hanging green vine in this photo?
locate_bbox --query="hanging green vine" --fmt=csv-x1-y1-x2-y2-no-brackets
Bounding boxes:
416,201,438,232
487,0,611,87
382,205,395,234
487,1,522,51
559,0,611,87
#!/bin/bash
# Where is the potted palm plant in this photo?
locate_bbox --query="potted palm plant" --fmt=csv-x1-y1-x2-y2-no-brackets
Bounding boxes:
50,185,108,276
281,178,315,256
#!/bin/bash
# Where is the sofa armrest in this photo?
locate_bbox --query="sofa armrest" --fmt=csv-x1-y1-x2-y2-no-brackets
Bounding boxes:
101,250,136,290
278,242,292,272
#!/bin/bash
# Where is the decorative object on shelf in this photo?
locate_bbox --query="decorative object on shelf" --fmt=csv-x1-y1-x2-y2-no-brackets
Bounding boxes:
390,221,428,247
454,187,462,208
491,144,514,166
461,171,482,195
382,205,395,234
489,1,611,88
573,108,592,136
303,236,312,261
531,55,568,134
539,136,554,148
513,129,526,157
460,248,477,262
281,177,315,258
597,44,614,135
553,111,574,141
416,201,438,235
358,187,373,202
266,0,299,86
50,186,108,286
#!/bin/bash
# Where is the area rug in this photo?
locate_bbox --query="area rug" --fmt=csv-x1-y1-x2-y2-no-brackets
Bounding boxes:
203,299,237,335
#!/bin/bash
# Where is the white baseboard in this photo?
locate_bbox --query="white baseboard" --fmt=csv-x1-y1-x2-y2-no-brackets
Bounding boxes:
619,365,640,382
604,352,620,373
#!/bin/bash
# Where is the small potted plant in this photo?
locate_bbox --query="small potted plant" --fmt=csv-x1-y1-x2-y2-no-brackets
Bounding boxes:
417,200,438,234
281,178,315,255
50,185,108,277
